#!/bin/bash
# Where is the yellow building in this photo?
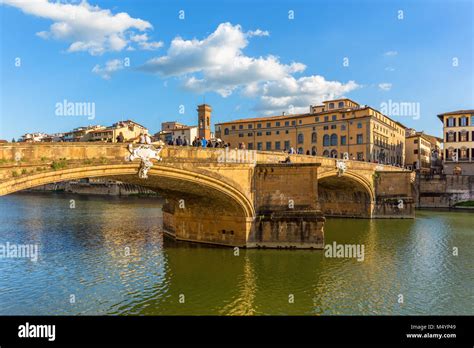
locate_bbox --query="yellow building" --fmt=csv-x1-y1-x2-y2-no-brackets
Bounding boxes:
405,131,433,171
437,109,474,174
215,98,406,165
88,120,148,142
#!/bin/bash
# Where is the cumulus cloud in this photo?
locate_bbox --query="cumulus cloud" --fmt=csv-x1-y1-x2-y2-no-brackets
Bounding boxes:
139,23,305,97
92,59,126,79
2,0,161,55
378,82,392,91
253,76,360,115
139,22,359,113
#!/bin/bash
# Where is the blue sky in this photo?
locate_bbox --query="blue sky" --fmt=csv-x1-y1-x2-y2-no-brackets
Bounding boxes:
0,0,472,140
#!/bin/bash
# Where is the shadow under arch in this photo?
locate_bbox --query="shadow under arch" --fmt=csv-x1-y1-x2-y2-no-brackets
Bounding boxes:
318,170,374,218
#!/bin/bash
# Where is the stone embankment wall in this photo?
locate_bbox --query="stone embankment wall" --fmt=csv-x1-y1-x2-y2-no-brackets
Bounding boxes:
417,174,474,208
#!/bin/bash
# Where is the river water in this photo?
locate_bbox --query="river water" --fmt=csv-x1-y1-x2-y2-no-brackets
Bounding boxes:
0,193,472,315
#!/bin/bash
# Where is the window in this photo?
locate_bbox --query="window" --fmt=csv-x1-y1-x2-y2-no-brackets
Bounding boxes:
276,122,280,127
248,143,253,150
248,124,253,129
323,126,329,130
357,122,362,129
329,103,334,109
338,101,344,108
276,130,280,135
257,142,263,150
266,131,271,136
341,136,347,145
471,115,474,126
315,117,319,122
285,130,289,134
357,152,364,160
332,115,337,121
341,125,346,131
323,135,330,146
231,126,236,130
291,120,296,126
248,133,252,137
257,132,262,136
323,150,329,157
275,141,281,150
331,125,336,129
311,132,317,143
238,133,244,138
257,123,262,129
324,116,329,122
266,142,271,150
447,132,455,142
239,125,243,130
284,141,290,150
460,131,468,142
460,117,468,127
447,118,455,127
298,133,304,144
357,134,363,144
224,128,229,135
414,139,418,144
285,121,290,126
414,149,418,154
330,134,338,146
266,122,271,128
299,120,302,124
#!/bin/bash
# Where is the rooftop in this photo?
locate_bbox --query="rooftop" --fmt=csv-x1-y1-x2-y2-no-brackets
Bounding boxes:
437,109,474,121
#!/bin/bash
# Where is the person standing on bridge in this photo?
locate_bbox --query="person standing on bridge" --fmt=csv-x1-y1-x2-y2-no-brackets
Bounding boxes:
201,137,208,148
116,132,124,143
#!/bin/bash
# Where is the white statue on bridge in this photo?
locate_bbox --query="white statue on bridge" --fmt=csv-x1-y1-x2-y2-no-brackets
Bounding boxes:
126,142,164,179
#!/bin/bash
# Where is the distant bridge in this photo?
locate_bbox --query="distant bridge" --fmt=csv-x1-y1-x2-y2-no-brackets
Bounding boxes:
0,143,415,248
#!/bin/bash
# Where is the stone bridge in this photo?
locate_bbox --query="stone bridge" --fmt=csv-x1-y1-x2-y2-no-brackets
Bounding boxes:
0,143,415,248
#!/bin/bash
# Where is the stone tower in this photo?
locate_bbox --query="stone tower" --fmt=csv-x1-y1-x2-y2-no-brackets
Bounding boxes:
197,104,211,139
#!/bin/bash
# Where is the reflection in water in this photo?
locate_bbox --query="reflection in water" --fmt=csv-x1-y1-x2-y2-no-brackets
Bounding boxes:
220,255,257,315
0,193,473,315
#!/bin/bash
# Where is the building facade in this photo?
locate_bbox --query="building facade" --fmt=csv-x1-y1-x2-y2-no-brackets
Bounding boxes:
405,131,433,171
438,109,474,174
215,98,406,165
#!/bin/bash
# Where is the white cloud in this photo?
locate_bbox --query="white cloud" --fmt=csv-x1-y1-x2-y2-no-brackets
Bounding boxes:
139,22,359,114
385,66,395,72
140,23,305,97
384,50,398,56
254,76,360,114
2,0,160,55
378,82,392,91
92,59,126,79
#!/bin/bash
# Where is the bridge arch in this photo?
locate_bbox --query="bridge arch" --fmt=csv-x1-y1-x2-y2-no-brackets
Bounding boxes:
0,163,256,246
317,170,375,218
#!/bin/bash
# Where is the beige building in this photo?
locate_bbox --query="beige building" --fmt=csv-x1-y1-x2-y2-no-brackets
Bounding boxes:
63,125,105,142
438,109,474,174
88,120,148,142
405,131,433,171
216,98,407,165
156,121,198,144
